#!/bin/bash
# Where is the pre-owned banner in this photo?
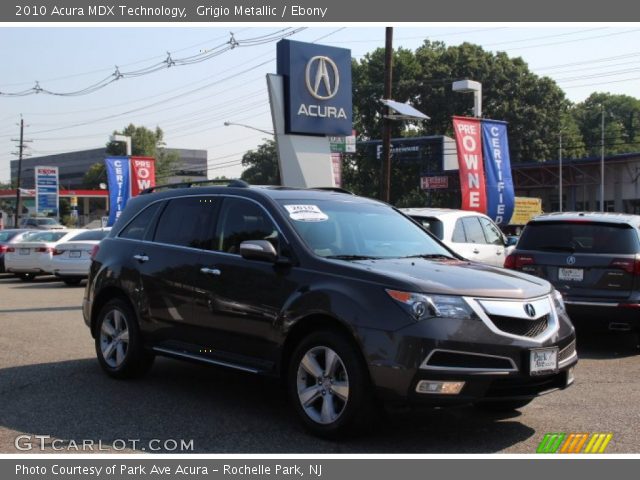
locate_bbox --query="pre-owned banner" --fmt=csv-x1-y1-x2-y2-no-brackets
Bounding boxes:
481,120,515,225
105,157,130,227
453,117,487,213
130,156,156,197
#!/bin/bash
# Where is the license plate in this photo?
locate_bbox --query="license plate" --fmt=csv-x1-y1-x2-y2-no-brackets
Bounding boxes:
530,348,558,375
19,248,30,255
69,250,81,258
559,267,583,281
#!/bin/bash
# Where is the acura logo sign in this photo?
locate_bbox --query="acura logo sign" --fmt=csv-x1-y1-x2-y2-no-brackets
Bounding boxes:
524,303,536,318
305,56,340,100
566,256,576,265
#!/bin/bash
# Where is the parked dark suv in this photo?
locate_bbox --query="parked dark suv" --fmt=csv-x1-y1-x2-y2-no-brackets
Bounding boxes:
83,181,577,437
505,212,640,334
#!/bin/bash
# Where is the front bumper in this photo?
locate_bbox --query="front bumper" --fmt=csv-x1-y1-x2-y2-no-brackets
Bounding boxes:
360,301,577,406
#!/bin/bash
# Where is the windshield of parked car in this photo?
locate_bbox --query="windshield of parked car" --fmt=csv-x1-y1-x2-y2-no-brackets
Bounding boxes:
278,199,454,259
36,218,58,225
23,231,68,242
0,231,18,242
67,229,109,241
519,221,639,254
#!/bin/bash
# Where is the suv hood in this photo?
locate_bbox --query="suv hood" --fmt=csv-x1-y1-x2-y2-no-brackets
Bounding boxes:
347,257,551,299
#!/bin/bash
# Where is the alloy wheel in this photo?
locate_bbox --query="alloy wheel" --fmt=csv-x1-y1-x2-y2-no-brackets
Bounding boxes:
99,308,130,368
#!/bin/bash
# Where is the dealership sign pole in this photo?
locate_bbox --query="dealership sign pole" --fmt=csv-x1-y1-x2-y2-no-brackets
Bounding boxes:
34,166,59,219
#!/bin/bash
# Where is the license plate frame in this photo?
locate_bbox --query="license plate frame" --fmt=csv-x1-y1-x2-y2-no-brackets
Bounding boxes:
69,250,81,258
530,347,559,376
19,248,30,255
559,267,583,281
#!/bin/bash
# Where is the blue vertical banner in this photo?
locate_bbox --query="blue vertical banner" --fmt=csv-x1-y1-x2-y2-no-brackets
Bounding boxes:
481,120,515,225
105,157,130,227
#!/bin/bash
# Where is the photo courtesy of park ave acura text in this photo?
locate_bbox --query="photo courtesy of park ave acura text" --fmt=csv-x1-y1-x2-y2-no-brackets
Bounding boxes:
1,15,640,456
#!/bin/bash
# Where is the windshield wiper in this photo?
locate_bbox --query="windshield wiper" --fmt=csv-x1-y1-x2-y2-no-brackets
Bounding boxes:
402,253,456,260
325,254,381,260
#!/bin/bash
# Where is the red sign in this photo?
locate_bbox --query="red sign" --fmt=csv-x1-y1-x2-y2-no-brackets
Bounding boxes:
420,176,449,190
130,157,156,197
453,117,487,213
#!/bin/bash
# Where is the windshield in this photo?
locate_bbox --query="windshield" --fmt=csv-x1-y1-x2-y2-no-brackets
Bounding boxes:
0,231,18,242
519,221,639,254
279,199,453,259
25,231,68,242
68,229,109,241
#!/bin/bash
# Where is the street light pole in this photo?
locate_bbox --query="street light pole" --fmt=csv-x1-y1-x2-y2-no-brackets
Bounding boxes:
600,104,605,212
559,132,563,212
223,121,273,136
381,27,394,203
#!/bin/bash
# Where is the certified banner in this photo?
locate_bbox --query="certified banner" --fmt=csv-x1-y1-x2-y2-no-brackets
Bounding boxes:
130,156,156,197
481,120,515,225
453,117,487,213
35,166,59,216
105,157,130,227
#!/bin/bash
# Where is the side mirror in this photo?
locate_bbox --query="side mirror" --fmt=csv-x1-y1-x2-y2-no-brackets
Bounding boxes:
240,240,278,263
506,236,518,247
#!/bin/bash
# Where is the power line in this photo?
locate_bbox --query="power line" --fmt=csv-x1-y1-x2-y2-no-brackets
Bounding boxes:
0,28,305,98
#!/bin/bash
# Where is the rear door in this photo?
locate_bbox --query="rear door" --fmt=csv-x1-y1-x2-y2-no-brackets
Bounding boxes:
517,221,640,300
451,216,497,265
478,217,507,267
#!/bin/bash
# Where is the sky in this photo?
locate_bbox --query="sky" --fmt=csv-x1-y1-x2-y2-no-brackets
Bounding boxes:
1,25,640,184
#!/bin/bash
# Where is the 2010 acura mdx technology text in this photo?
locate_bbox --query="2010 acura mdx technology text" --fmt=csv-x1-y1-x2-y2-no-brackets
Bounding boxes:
83,181,577,437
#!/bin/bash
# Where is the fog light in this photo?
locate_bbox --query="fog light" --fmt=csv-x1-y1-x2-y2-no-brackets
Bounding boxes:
567,367,575,386
416,380,465,395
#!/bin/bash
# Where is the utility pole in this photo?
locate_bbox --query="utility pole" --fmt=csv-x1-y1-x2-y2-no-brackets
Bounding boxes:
559,132,563,212
381,27,393,203
11,117,30,228
600,104,605,212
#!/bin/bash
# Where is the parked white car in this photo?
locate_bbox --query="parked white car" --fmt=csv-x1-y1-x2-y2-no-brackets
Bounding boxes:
401,208,515,267
51,228,110,285
4,229,84,280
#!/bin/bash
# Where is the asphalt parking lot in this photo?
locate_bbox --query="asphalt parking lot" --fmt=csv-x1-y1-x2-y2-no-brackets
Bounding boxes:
1,273,639,454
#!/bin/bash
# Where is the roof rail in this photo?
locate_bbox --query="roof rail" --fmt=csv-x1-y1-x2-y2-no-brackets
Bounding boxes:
310,187,355,195
140,179,250,194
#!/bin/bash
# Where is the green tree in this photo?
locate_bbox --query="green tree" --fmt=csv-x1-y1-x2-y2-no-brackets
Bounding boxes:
572,92,640,157
83,124,183,188
106,124,182,181
240,140,280,185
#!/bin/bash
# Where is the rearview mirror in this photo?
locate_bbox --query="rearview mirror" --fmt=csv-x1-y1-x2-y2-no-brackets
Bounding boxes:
240,240,278,263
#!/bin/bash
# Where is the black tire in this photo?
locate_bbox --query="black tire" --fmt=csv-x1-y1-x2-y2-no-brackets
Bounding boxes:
62,277,82,286
94,298,154,379
474,398,533,412
18,273,36,281
288,330,374,438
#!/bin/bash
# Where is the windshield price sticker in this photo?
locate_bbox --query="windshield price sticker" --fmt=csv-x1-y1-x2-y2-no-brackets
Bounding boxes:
285,205,329,222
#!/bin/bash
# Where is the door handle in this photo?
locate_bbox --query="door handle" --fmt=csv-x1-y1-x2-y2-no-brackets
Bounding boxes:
472,249,480,254
200,267,221,276
496,250,503,255
133,254,149,263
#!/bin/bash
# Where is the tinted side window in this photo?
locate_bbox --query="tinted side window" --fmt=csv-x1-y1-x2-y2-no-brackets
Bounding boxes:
215,198,278,254
119,202,163,241
461,217,487,244
154,197,219,249
413,217,444,240
452,219,467,243
479,217,504,246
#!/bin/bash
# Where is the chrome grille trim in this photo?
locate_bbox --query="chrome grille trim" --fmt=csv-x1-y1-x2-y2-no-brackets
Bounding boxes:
420,348,517,374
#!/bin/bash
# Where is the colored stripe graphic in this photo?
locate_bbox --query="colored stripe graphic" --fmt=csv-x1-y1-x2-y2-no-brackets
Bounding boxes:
537,433,566,453
539,433,613,453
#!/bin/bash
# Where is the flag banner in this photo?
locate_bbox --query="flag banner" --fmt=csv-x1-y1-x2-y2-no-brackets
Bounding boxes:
105,157,130,227
481,120,515,225
130,156,156,197
453,117,487,213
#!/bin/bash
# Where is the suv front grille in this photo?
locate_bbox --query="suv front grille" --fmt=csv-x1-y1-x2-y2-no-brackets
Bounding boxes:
488,314,549,338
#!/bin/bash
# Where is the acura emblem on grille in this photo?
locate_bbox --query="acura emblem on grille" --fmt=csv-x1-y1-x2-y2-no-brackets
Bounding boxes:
566,256,576,265
524,303,536,318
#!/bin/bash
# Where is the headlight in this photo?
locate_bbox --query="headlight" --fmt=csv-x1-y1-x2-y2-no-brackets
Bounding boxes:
552,289,566,313
386,289,476,321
